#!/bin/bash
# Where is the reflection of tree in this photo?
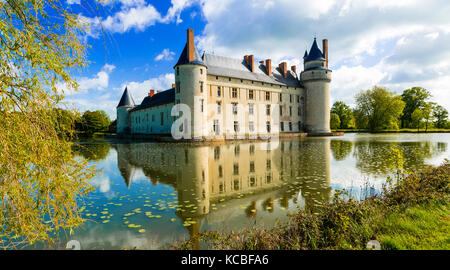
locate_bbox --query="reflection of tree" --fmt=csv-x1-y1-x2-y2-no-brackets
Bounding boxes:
73,142,111,161
353,140,447,176
330,140,353,161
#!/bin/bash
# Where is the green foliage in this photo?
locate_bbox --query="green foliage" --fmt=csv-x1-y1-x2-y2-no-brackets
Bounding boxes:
330,113,341,130
330,140,353,161
433,105,448,129
79,110,111,136
401,87,431,128
331,101,353,129
0,0,96,248
354,86,405,131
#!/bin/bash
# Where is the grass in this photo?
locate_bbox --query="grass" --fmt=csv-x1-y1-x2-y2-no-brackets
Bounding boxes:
175,160,450,250
333,128,450,133
378,202,450,250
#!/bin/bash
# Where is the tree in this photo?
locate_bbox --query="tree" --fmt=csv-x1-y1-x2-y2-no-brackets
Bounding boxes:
80,110,111,136
331,101,353,129
330,113,341,130
433,105,448,129
422,102,435,132
0,1,96,248
411,108,424,132
400,87,431,128
354,86,405,131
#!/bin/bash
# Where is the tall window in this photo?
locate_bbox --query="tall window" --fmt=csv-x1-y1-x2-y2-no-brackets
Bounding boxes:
266,121,271,132
233,163,239,175
279,93,282,102
234,121,239,132
290,94,293,103
249,144,255,155
217,86,221,97
200,68,203,75
266,104,271,116
249,121,254,132
213,120,220,135
289,106,292,116
232,103,238,114
200,81,204,93
176,67,179,75
265,91,270,101
176,81,180,93
280,106,283,116
249,103,254,115
232,88,238,98
200,99,204,112
281,122,284,131
217,102,221,114
289,122,292,131
248,90,254,100
250,161,255,173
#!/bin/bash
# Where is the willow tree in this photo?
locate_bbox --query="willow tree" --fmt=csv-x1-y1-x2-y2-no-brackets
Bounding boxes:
0,0,97,248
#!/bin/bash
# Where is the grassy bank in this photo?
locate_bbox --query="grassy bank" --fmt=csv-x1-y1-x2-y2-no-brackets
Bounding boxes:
333,128,450,133
177,160,449,250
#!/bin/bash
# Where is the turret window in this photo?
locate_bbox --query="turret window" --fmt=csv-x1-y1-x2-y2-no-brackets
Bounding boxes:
200,81,204,93
200,68,203,75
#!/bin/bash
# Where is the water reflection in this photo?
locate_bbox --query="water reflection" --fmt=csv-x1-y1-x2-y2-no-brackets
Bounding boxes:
65,134,448,250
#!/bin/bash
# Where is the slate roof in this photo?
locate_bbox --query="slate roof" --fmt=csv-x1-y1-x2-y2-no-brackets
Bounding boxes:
130,88,175,112
305,38,325,62
202,53,300,87
174,43,206,67
117,87,135,108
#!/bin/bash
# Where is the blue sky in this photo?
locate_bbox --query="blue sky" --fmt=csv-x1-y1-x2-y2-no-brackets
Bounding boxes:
63,0,450,119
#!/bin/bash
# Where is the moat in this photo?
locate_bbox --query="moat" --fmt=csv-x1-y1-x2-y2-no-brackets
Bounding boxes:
37,133,450,249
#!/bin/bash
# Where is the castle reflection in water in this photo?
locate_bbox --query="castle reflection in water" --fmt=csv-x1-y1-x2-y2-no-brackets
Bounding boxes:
113,139,332,241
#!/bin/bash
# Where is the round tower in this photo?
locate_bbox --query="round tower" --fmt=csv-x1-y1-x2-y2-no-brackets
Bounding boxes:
116,87,135,134
300,38,332,134
174,28,208,140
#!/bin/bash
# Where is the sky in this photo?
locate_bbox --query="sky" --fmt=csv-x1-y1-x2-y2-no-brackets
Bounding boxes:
62,0,450,119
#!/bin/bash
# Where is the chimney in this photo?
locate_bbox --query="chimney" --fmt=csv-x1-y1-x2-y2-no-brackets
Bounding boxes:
157,90,161,93
322,39,328,68
291,65,296,74
172,83,175,88
279,62,287,78
248,55,254,72
149,89,155,97
187,28,195,62
244,55,248,63
259,60,264,64
265,59,272,77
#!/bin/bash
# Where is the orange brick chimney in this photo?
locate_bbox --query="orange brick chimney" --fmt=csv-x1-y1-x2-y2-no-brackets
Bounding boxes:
265,59,272,77
172,83,175,88
291,65,296,74
279,62,287,78
187,28,194,62
322,39,328,68
149,89,155,97
247,55,254,72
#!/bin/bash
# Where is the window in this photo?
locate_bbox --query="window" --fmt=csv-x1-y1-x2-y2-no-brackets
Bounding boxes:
233,163,239,175
250,161,255,173
233,179,239,191
200,68,203,75
176,81,180,93
290,94,293,103
280,106,283,116
289,122,292,131
232,88,238,98
160,112,164,125
281,122,284,131
249,121,254,132
266,159,271,170
298,106,301,116
200,81,204,93
289,106,292,116
234,145,240,156
217,102,221,114
250,176,256,187
232,103,238,114
213,120,220,135
266,104,271,116
266,174,272,183
214,146,220,160
234,121,239,132
200,99,204,112
218,165,223,178
266,121,271,132
248,90,254,100
265,91,270,101
279,93,282,102
297,95,300,103
176,67,179,75
217,86,221,97
249,103,254,115
249,144,255,155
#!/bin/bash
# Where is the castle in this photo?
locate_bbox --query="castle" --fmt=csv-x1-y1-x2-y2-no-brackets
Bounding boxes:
116,29,332,140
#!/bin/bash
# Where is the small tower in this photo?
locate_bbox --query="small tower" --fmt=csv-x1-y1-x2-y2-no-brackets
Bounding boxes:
300,38,332,134
116,87,135,134
174,28,208,139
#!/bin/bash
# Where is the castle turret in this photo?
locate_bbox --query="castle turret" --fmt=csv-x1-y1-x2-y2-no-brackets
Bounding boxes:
300,38,332,134
116,87,135,134
174,29,208,139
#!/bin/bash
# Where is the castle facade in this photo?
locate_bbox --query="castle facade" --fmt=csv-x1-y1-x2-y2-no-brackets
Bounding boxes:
116,29,332,140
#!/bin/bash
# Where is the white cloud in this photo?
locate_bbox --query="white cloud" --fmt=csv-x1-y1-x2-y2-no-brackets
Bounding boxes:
58,64,115,95
154,49,175,61
123,73,175,104
66,0,80,4
102,4,162,33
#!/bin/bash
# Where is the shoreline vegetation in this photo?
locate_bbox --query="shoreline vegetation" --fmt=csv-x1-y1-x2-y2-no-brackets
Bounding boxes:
176,160,450,250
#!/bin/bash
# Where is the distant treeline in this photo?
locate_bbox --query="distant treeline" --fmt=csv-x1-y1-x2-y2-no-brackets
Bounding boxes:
54,108,113,138
330,86,449,131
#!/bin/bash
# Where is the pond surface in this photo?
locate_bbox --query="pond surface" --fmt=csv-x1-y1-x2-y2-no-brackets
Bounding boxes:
44,133,450,249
